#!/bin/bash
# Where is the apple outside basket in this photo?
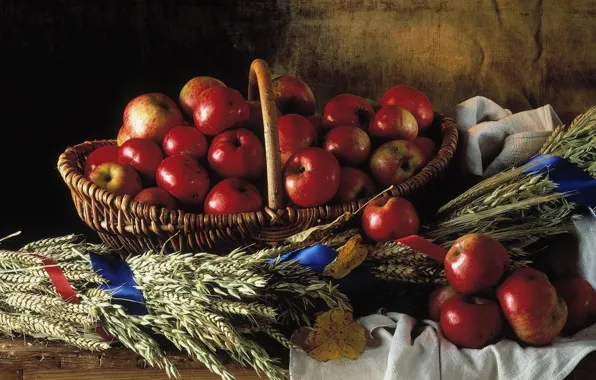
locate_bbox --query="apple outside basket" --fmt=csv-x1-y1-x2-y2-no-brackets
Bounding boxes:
57,59,459,255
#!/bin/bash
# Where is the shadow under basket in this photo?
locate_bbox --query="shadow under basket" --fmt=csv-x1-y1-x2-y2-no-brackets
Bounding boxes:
57,59,459,255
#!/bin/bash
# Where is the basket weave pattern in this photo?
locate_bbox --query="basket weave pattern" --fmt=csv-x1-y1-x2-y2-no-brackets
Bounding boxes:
57,60,459,255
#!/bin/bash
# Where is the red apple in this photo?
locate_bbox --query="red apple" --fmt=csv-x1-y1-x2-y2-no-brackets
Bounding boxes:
323,126,371,165
283,147,340,207
428,285,459,322
440,294,503,349
272,75,316,116
553,277,596,332
88,162,143,197
179,76,226,118
444,233,510,294
335,167,376,202
204,178,263,215
412,136,436,164
118,93,183,145
369,140,426,187
208,128,265,179
378,85,434,133
497,267,568,346
84,145,120,178
369,105,418,140
156,155,210,206
278,114,318,166
193,87,249,136
361,196,420,242
133,187,177,209
322,94,375,131
118,138,164,184
162,126,208,160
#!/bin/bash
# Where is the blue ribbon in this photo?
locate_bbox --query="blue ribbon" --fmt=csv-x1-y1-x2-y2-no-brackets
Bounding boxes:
523,154,596,207
268,244,382,296
89,252,148,315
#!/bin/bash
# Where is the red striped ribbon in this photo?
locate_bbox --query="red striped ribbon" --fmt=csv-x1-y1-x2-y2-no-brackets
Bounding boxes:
396,235,448,262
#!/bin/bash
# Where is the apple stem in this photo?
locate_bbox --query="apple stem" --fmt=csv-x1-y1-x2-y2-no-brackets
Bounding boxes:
0,231,21,243
354,185,394,215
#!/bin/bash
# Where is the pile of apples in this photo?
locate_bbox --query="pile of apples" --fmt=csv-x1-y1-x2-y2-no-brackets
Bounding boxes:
84,73,438,214
428,233,596,348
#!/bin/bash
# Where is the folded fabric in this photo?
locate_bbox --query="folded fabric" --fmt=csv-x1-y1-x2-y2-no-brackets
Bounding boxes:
451,96,562,177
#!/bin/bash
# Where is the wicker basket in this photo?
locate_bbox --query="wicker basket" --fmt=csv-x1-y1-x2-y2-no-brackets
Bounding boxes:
57,59,458,255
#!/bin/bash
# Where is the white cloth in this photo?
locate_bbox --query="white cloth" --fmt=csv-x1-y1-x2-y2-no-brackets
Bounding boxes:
290,98,596,380
451,96,561,177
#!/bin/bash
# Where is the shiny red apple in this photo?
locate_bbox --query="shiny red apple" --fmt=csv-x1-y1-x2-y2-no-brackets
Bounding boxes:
88,162,143,197
193,87,249,136
361,196,420,242
118,93,183,145
133,187,177,209
335,167,376,202
369,140,426,186
162,125,208,160
323,126,371,166
444,233,510,294
84,145,120,178
378,85,434,133
204,178,263,215
440,294,503,349
156,154,210,206
369,105,418,140
497,267,568,346
272,75,316,116
278,114,318,166
553,277,596,332
322,94,375,131
178,76,226,118
283,147,340,207
118,138,164,184
208,128,265,179
428,285,459,322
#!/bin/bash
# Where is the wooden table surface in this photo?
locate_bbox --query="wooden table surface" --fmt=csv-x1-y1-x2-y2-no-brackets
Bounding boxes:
0,335,594,380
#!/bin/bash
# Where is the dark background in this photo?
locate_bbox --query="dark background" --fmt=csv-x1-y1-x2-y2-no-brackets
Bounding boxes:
1,1,288,249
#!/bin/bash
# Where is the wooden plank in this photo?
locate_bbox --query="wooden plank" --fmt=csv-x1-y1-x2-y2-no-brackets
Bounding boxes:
22,369,264,380
0,369,22,380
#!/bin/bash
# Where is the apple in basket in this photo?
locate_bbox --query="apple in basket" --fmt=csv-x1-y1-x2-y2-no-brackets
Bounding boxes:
412,136,437,164
553,277,596,333
283,147,341,208
322,94,375,131
497,268,568,346
118,138,164,184
88,162,143,197
369,105,419,140
323,126,371,166
133,187,177,209
156,154,210,206
208,128,266,179
178,76,226,119
162,126,209,160
204,178,263,215
271,75,316,116
428,285,459,322
378,85,434,133
368,140,426,186
335,167,376,203
84,145,120,178
440,294,503,349
361,196,420,242
444,233,510,294
117,93,183,145
278,114,318,166
193,86,250,136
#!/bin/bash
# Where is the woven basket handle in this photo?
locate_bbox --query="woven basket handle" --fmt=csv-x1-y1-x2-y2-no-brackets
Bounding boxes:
248,59,283,210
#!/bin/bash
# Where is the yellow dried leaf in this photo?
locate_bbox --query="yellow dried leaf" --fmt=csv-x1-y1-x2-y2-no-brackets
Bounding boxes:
303,308,366,362
324,235,368,279
286,212,352,245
